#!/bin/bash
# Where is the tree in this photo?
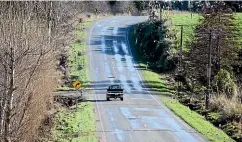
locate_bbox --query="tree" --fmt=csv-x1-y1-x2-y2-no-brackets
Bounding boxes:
185,2,241,87
0,1,85,141
135,19,173,71
110,1,137,15
108,1,116,6
133,1,149,12
225,1,242,12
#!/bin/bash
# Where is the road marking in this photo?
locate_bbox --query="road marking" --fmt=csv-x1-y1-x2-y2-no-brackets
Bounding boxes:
112,25,138,142
125,25,206,142
113,27,118,35
106,108,126,142
89,18,107,142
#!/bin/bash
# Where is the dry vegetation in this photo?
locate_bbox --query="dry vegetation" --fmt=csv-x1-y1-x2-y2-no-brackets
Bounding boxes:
0,1,140,142
211,92,242,117
0,1,87,142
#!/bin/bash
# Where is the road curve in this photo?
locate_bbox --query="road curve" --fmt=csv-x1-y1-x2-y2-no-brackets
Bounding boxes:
87,16,208,142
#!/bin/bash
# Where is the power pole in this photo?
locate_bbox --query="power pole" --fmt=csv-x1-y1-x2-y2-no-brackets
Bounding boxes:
177,25,183,95
217,34,220,70
180,25,183,69
174,24,196,97
206,29,212,110
160,8,162,20
160,2,162,21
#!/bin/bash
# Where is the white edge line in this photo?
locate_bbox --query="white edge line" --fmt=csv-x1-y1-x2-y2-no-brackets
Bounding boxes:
88,18,107,142
125,21,206,142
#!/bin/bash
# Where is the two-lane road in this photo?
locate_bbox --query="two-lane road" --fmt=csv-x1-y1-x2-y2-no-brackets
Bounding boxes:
87,16,208,142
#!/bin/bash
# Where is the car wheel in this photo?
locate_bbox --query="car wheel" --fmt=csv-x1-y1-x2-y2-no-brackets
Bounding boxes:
107,97,110,101
120,97,123,101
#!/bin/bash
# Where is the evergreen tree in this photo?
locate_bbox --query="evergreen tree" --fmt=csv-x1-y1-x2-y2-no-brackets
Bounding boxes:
186,2,241,85
133,1,149,12
135,19,173,71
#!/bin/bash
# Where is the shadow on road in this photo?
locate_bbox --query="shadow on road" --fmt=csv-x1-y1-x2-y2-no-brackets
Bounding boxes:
83,99,107,102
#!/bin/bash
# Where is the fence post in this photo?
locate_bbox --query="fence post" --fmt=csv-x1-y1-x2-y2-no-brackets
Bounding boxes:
75,97,78,112
218,124,221,139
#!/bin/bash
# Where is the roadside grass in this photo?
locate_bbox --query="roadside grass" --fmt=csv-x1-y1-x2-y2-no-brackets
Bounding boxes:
69,21,93,86
128,26,175,96
142,70,175,96
57,20,94,91
161,97,234,142
53,19,97,142
52,102,97,142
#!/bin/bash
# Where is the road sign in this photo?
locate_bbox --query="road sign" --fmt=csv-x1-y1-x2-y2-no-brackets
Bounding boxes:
73,80,82,89
128,7,132,12
94,8,98,13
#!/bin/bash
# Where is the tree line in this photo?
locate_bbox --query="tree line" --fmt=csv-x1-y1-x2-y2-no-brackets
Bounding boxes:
133,1,242,12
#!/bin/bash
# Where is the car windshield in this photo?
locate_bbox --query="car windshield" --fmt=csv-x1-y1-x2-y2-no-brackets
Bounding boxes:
109,85,122,89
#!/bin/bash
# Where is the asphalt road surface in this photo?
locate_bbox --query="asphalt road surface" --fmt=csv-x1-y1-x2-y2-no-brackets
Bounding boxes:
87,16,208,142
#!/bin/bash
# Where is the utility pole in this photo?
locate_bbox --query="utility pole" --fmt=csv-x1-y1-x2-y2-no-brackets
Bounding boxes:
160,2,162,21
217,34,220,70
177,25,183,94
160,8,162,20
173,24,196,97
206,29,212,110
179,25,183,69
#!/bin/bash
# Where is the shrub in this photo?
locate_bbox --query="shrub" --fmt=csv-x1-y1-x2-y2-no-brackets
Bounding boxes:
215,69,237,98
135,20,173,72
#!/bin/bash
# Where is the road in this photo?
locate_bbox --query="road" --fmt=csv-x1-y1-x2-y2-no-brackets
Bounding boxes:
87,16,208,142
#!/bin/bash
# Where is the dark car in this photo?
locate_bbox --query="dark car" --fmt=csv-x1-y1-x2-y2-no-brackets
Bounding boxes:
106,84,124,101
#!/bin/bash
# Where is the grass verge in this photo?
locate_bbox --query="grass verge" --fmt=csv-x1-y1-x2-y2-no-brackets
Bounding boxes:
142,70,175,95
128,22,234,142
69,21,93,86
161,97,234,142
53,19,98,141
57,20,95,91
128,25,175,96
52,102,97,142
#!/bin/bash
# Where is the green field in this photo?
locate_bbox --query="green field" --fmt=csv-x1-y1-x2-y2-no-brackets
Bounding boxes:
168,12,242,51
168,12,200,51
52,102,97,142
235,13,242,45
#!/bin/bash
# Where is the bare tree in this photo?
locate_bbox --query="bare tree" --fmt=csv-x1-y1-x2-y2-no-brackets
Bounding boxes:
0,1,85,141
